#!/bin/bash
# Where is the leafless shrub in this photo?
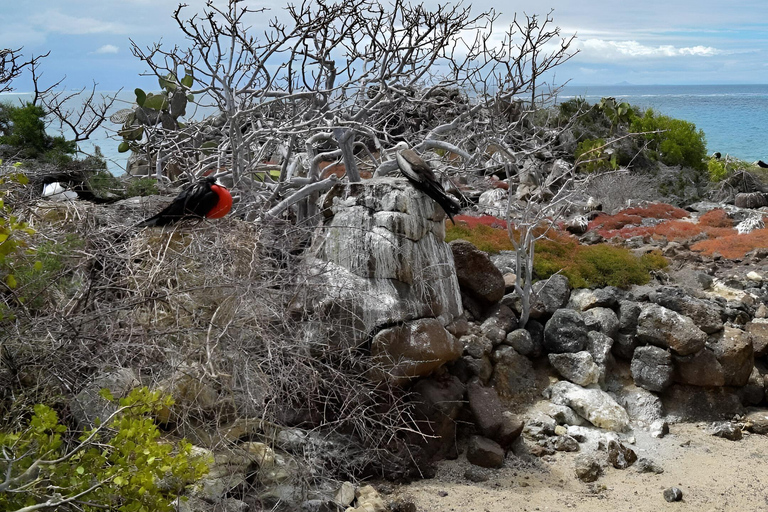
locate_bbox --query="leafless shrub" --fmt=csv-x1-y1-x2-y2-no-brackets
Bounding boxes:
585,170,658,214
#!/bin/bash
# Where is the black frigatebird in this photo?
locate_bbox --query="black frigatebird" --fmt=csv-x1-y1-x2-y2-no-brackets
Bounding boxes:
136,176,233,227
393,142,461,223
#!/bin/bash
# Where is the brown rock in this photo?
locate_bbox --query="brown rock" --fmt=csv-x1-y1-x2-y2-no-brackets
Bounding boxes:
637,303,707,356
450,240,505,309
467,378,504,439
673,348,725,387
466,435,505,468
371,318,462,385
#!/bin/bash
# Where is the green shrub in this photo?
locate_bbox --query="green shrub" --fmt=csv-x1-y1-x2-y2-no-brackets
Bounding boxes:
126,177,160,197
0,387,210,512
574,138,618,173
630,108,707,171
0,102,76,160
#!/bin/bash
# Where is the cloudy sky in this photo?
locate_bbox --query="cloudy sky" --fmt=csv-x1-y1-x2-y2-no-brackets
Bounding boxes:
1,0,766,92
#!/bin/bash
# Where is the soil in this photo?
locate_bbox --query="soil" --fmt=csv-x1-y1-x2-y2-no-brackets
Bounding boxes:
392,422,768,511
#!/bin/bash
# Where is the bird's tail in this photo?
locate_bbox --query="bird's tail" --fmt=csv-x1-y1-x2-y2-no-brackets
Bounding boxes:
424,183,461,224
135,215,161,228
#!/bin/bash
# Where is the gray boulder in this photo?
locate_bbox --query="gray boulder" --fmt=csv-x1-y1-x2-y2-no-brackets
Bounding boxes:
631,346,674,392
480,304,518,344
568,287,619,311
546,381,630,432
548,352,600,386
618,300,642,334
505,328,541,358
410,375,465,460
746,319,768,357
651,286,724,334
531,274,571,317
583,307,620,340
709,326,754,386
491,346,538,403
662,385,744,422
543,309,589,354
636,303,707,356
613,333,640,361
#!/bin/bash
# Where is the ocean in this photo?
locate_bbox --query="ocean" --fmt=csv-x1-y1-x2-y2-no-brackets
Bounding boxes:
557,84,768,163
2,84,767,174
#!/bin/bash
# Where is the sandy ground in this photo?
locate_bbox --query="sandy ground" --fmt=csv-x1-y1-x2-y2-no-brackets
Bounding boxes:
391,423,768,512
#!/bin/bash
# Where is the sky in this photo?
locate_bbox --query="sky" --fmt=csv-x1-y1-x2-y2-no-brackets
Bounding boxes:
1,0,767,93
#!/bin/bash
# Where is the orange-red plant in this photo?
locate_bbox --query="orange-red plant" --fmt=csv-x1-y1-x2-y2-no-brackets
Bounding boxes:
698,209,733,228
691,228,768,259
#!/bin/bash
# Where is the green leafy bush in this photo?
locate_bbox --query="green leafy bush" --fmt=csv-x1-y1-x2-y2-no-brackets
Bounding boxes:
0,102,76,160
574,138,618,173
630,108,707,171
0,387,210,512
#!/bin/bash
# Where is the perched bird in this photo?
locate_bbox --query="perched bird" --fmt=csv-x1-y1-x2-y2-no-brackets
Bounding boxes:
136,176,233,227
393,142,461,223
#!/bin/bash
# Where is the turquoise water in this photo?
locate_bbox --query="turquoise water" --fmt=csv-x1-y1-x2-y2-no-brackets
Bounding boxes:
558,84,768,163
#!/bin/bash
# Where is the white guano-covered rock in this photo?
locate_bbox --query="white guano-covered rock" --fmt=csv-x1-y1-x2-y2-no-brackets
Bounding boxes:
310,178,463,344
547,381,630,432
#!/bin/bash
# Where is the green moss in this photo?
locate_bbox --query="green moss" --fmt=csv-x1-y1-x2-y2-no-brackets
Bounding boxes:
445,223,514,253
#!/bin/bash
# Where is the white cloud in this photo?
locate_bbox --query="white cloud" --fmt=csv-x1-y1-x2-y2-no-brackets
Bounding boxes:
29,10,135,35
579,39,724,60
94,44,119,54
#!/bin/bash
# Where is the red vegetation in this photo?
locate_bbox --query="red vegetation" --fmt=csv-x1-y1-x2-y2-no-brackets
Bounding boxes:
588,202,689,234
691,228,768,259
698,209,733,228
453,215,508,230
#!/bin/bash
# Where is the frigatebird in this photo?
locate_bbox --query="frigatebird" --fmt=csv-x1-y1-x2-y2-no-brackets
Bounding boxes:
393,142,461,223
136,176,233,227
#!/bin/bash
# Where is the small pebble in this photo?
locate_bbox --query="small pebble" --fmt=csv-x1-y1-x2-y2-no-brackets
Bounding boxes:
663,487,683,502
438,490,449,497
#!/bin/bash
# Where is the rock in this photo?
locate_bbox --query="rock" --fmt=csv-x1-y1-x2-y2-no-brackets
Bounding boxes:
551,435,580,452
613,333,640,361
631,346,674,392
349,485,386,512
490,251,518,275
663,487,683,502
709,421,743,440
503,273,517,292
582,307,620,340
177,497,249,512
410,375,465,459
618,300,642,334
574,453,602,482
371,318,462,385
650,420,669,438
543,309,589,354
673,348,725,387
335,482,356,508
546,381,630,432
505,328,541,358
747,271,763,283
312,178,462,345
607,440,637,469
756,304,768,319
451,239,505,310
548,352,600,386
531,274,571,317
568,288,619,311
467,378,504,439
586,331,614,385
70,368,140,429
636,303,707,356
480,304,518,344
497,411,525,449
737,367,765,406
662,385,744,422
462,334,493,359
491,346,538,403
464,466,490,482
635,457,664,474
613,384,665,427
525,320,546,357
651,286,724,334
744,409,768,434
527,400,587,427
709,326,754,386
746,319,768,358
478,188,507,216
735,191,768,209
466,435,505,468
